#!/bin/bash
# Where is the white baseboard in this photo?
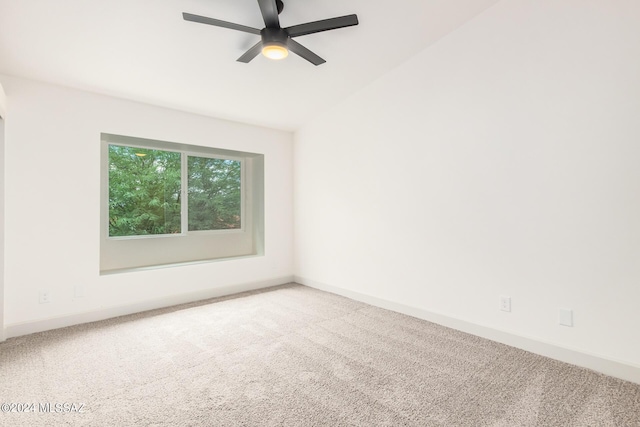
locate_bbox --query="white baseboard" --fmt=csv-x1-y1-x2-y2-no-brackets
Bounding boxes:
4,276,294,339
295,275,640,385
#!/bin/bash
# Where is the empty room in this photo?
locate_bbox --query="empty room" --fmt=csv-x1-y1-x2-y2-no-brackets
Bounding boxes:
1,0,639,425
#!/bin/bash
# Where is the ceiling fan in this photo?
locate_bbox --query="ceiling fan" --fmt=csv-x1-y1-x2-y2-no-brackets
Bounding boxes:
183,0,359,66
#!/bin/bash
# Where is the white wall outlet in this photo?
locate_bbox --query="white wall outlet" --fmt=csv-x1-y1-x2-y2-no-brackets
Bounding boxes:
559,308,573,327
74,285,85,298
39,290,51,304
499,295,511,312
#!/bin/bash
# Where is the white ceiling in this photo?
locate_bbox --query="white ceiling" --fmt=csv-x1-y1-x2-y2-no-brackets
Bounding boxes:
0,0,500,131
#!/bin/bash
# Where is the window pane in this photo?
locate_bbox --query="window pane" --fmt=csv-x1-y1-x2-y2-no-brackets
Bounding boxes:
188,156,241,231
108,145,181,236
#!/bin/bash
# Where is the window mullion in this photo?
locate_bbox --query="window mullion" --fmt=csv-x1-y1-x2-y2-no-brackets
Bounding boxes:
181,153,188,234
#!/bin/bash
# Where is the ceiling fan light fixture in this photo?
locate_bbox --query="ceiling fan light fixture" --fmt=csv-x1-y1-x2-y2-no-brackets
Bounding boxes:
182,1,359,66
262,42,288,60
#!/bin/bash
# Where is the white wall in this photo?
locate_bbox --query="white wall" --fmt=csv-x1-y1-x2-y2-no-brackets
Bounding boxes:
0,82,5,340
294,0,640,372
0,82,6,117
0,75,293,333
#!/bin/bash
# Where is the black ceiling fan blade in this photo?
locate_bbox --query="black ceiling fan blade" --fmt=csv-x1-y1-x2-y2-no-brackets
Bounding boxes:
257,0,280,28
286,14,358,38
237,41,263,63
183,12,261,35
287,39,325,66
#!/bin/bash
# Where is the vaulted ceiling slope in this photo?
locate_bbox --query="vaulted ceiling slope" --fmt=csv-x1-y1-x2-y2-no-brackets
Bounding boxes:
0,0,500,131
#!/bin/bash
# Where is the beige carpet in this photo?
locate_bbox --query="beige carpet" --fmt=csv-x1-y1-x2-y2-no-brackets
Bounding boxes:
0,284,639,426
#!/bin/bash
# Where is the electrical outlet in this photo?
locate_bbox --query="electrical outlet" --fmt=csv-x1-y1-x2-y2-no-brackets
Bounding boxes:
499,295,511,312
74,285,85,298
39,290,51,304
559,308,573,327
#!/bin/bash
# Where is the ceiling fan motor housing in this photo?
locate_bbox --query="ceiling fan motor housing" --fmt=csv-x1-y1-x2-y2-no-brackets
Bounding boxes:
261,27,288,48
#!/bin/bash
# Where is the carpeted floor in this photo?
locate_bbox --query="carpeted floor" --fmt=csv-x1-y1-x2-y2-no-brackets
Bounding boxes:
0,283,639,426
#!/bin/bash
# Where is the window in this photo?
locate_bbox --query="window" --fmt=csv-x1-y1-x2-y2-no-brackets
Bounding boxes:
187,156,242,231
100,134,264,273
108,146,243,237
108,145,182,237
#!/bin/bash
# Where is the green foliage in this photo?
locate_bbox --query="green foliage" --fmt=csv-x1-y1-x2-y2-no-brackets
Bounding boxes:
108,145,181,236
188,157,241,231
108,145,242,237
